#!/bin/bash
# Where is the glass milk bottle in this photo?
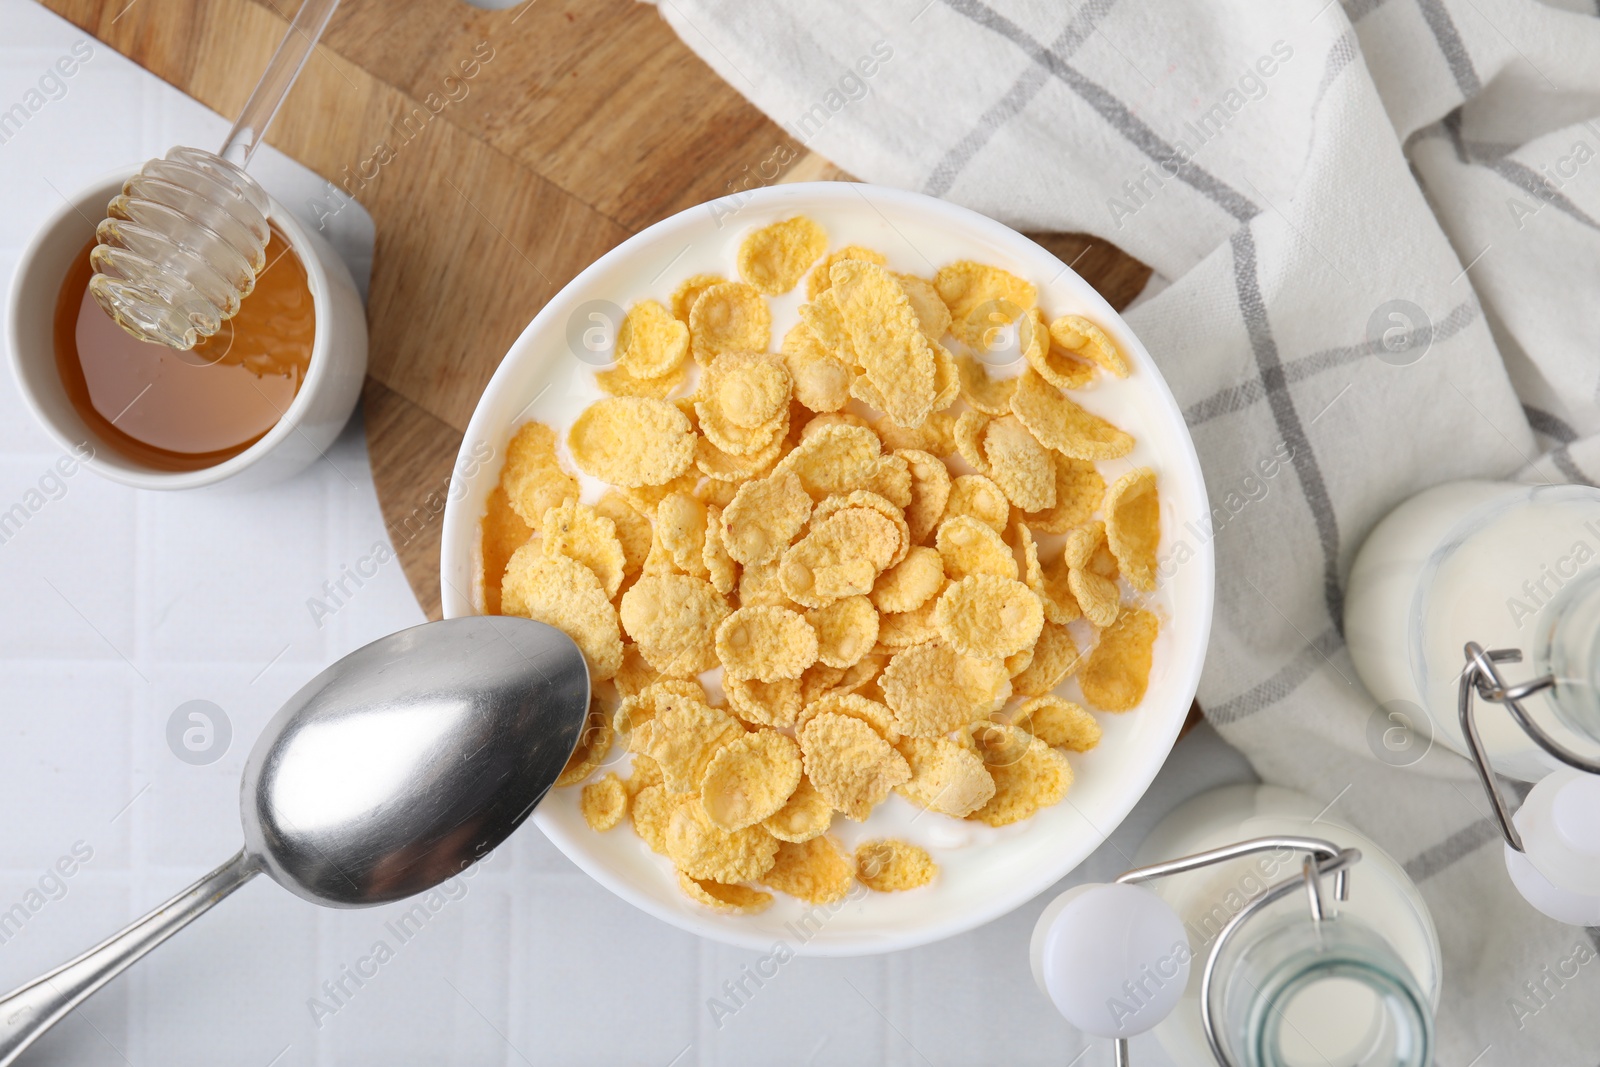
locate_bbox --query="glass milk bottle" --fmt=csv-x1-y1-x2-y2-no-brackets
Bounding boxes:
1346,481,1600,926
1032,784,1439,1065
1345,481,1600,781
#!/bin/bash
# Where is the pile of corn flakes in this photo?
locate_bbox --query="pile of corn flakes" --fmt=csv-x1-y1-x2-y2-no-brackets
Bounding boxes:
479,215,1162,916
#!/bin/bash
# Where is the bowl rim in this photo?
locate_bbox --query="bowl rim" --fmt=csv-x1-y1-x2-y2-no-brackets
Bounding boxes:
5,166,343,490
439,181,1215,955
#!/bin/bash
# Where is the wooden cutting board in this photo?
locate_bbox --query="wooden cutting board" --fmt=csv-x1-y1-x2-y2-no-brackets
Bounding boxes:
40,0,1152,620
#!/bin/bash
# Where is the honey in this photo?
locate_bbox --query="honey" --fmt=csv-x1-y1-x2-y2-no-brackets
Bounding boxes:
53,227,316,472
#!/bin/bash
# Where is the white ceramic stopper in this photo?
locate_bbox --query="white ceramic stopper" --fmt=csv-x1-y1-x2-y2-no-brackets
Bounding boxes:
1030,882,1191,1037
1505,769,1600,925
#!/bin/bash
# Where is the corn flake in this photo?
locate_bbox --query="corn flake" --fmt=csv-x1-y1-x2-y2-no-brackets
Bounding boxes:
830,259,937,428
807,245,887,300
966,724,1073,827
775,424,883,499
870,546,945,614
1017,522,1080,625
595,361,688,398
626,753,665,796
1019,453,1105,534
677,872,774,914
1065,521,1121,628
1079,607,1158,711
882,640,1011,737
875,591,942,650
933,575,1044,660
667,799,780,883
894,736,995,818
615,299,689,380
807,595,879,669
715,605,819,681
760,836,854,904
618,573,731,676
1104,467,1160,592
798,711,911,821
856,839,938,892
701,504,738,595
737,559,795,610
568,397,695,488
762,775,834,842
501,421,578,527
630,696,744,794
581,773,628,831
953,410,991,473
613,678,706,734
1011,369,1134,461
860,453,914,510
690,281,771,366
1014,308,1092,392
1015,695,1102,752
613,645,661,700
944,474,1010,533
697,350,792,444
780,507,901,608
892,448,950,543
738,216,828,295
934,260,1037,348
811,489,910,568
542,499,627,598
655,491,711,578
957,352,1020,416
671,272,725,324
795,692,898,744
595,492,652,582
631,784,682,854
876,411,956,456
982,414,1056,512
1012,622,1083,697
1050,314,1130,378
695,431,783,483
721,470,813,566
781,322,853,413
935,515,1017,581
480,486,532,616
503,547,623,681
725,675,804,728
700,730,804,831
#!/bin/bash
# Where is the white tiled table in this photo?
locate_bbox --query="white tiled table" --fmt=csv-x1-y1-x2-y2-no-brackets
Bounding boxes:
0,4,1249,1062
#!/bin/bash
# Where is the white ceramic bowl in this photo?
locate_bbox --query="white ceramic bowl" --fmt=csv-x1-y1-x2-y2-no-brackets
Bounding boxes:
6,169,368,491
439,183,1214,955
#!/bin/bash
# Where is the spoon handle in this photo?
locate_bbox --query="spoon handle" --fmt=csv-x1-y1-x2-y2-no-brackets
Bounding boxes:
0,850,258,1066
218,0,341,166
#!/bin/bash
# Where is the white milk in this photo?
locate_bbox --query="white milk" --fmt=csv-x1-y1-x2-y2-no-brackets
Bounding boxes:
1345,481,1600,781
1140,785,1439,1066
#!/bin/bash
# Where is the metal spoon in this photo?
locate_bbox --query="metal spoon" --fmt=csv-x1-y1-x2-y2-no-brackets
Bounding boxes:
0,615,589,1064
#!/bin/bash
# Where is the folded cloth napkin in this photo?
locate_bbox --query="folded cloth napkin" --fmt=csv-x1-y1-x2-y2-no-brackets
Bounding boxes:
651,0,1600,1056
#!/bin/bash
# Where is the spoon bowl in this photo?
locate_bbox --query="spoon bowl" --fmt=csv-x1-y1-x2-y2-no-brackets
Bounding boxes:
0,615,589,1064
244,614,589,905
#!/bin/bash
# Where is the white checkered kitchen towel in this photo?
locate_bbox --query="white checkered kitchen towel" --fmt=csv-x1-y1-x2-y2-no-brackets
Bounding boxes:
650,0,1600,1057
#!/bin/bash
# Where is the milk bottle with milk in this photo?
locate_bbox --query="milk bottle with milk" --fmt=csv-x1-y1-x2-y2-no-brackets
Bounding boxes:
1031,784,1439,1065
1345,480,1600,925
1345,481,1600,781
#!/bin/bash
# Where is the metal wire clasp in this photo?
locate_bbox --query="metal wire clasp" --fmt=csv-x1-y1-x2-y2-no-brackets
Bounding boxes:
1458,642,1600,853
1109,836,1362,1067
